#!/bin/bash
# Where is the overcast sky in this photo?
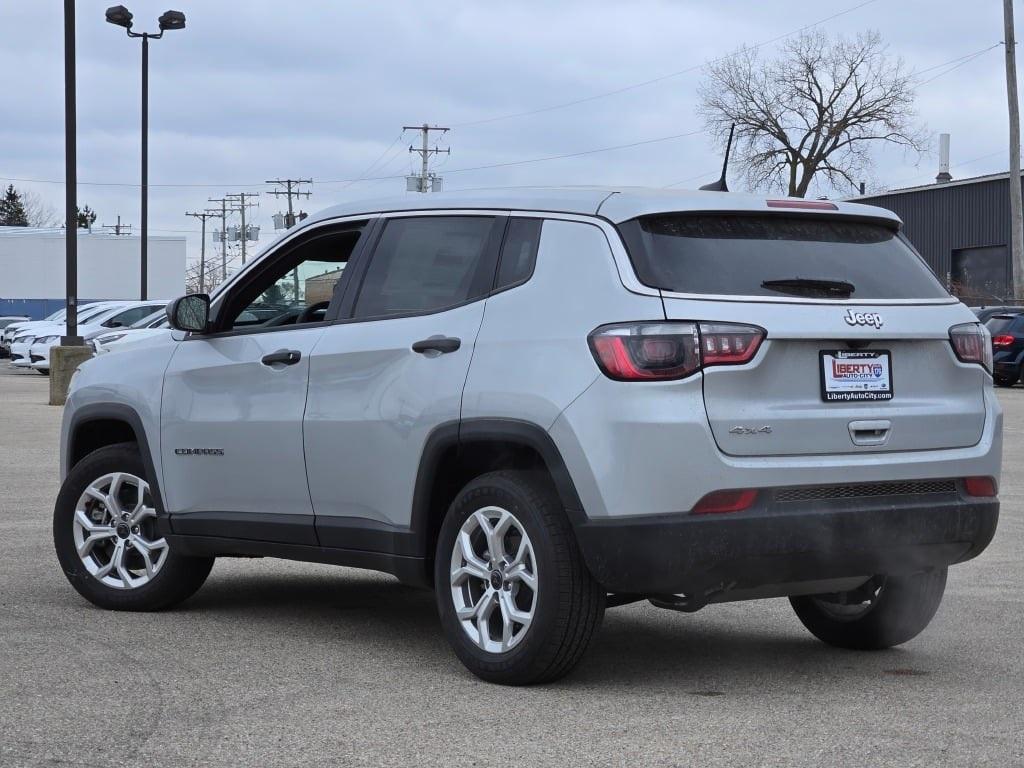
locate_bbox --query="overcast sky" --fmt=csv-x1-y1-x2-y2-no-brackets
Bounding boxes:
0,0,1015,270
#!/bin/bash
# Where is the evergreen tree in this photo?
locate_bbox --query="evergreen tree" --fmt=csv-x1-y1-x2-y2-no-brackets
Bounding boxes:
76,205,98,229
0,185,30,227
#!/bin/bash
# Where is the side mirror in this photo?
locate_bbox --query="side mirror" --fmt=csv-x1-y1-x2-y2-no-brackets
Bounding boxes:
166,293,210,333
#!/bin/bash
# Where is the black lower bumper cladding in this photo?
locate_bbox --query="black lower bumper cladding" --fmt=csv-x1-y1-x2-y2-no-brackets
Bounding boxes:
574,489,999,596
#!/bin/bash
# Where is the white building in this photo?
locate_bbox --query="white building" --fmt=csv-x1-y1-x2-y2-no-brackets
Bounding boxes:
0,227,185,319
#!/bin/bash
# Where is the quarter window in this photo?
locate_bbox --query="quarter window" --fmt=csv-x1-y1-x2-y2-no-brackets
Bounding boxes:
353,216,497,319
495,218,542,290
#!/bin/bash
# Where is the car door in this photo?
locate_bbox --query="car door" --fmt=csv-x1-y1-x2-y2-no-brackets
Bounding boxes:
160,220,368,544
304,213,505,548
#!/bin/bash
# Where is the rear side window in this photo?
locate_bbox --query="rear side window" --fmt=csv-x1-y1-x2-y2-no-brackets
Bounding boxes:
495,218,543,290
618,215,949,299
354,216,497,318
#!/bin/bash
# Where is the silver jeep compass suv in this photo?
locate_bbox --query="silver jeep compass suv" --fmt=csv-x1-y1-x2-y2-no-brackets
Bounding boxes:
54,188,1001,684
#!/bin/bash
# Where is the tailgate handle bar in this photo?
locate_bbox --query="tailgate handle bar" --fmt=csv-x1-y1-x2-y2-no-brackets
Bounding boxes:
849,419,891,446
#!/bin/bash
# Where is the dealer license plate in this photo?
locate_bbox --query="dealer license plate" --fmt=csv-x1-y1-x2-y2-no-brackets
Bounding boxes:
820,350,893,402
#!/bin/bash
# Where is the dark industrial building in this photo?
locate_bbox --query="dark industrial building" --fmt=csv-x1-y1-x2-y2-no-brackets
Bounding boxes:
857,170,1024,302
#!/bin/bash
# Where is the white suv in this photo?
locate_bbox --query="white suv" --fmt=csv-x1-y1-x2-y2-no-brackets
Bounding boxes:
53,188,1001,684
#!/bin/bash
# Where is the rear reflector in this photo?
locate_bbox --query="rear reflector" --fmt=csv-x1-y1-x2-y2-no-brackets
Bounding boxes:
963,476,998,497
692,489,758,514
766,199,838,211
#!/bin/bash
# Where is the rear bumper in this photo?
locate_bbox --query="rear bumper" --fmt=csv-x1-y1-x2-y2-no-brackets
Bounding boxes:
574,491,999,596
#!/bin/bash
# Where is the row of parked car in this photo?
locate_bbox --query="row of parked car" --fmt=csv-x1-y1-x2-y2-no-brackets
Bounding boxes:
0,300,321,374
0,301,171,374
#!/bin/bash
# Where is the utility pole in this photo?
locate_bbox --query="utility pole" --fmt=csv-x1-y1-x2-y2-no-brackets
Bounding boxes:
208,197,229,283
266,178,312,227
185,210,216,292
404,124,449,193
1005,0,1024,299
102,215,131,235
267,179,312,302
225,192,259,266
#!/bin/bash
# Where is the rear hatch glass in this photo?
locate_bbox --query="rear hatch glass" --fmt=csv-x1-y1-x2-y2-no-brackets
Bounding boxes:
618,214,948,299
985,315,1020,335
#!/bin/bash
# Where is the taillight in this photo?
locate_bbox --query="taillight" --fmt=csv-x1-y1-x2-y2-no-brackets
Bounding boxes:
993,334,1015,348
699,323,765,365
692,489,759,514
949,323,992,373
963,476,998,497
588,322,765,381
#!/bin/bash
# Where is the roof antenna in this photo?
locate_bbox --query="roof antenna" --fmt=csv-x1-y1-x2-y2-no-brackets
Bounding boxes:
700,123,734,192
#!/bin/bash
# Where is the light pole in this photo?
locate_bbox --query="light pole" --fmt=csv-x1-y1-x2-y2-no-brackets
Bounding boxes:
105,5,186,300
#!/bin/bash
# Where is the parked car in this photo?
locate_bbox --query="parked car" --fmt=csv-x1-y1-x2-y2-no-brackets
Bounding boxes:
3,307,69,354
29,301,166,373
3,303,118,355
91,309,172,355
985,313,1024,386
9,303,128,370
53,188,1001,684
0,316,31,357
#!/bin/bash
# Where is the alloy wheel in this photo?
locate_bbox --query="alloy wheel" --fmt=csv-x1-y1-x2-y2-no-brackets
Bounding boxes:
449,506,538,653
72,472,168,590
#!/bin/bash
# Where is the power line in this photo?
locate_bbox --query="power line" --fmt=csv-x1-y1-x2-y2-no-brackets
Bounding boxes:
337,131,407,190
914,43,1002,78
917,43,1002,86
450,0,881,128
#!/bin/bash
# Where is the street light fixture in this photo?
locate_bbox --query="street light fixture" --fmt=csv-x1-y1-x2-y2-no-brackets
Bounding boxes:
105,6,186,300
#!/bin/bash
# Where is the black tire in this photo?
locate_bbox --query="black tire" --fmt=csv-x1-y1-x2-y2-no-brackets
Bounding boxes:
790,570,947,650
54,442,214,611
435,470,604,685
994,372,1018,387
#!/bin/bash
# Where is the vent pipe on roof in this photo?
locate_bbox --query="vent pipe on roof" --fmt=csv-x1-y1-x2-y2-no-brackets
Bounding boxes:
936,133,953,183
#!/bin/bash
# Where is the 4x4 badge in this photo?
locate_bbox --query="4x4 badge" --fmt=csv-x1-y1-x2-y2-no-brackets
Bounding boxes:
729,425,773,435
844,309,884,329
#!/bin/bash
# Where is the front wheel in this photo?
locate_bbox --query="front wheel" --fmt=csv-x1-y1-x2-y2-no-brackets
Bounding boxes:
790,570,947,650
435,470,604,685
53,442,214,611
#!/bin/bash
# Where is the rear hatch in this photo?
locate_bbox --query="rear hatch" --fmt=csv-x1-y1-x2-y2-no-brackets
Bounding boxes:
618,209,988,457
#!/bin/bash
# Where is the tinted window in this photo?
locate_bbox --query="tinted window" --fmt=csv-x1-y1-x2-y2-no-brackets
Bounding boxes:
354,216,496,318
496,218,542,289
105,305,163,327
619,215,949,299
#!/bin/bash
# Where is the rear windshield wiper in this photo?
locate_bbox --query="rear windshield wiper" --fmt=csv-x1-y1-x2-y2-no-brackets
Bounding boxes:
761,277,855,298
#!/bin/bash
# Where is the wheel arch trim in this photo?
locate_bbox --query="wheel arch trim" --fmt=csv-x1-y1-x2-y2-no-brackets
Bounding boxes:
65,403,167,518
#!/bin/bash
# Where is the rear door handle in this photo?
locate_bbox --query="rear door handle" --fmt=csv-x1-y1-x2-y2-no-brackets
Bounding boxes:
412,336,461,354
261,349,302,366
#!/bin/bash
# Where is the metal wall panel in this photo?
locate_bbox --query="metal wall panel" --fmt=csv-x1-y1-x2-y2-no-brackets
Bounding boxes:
859,176,1021,290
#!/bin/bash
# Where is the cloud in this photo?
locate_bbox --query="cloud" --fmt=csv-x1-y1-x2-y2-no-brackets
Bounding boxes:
0,0,1010,270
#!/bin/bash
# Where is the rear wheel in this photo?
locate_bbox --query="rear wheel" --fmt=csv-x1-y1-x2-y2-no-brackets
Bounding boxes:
790,570,947,650
435,470,604,685
54,442,214,611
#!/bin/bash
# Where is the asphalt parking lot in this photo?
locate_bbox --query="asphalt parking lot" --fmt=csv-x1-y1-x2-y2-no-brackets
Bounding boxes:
0,368,1021,767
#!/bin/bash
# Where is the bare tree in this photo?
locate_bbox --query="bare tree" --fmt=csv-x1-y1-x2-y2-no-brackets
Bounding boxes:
699,30,928,197
20,189,60,227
